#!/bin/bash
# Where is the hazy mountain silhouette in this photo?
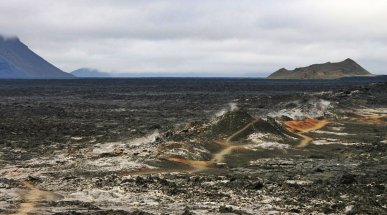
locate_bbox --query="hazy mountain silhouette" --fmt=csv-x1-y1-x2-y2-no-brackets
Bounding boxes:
71,68,111,78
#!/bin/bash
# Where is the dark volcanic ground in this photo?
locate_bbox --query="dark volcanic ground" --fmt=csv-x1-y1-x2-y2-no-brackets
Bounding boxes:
0,78,386,215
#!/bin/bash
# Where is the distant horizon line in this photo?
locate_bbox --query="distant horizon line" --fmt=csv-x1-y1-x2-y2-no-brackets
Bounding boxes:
68,70,272,78
2,74,385,80
66,71,386,78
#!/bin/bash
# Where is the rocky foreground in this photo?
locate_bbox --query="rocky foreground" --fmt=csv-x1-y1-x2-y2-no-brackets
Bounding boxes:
0,80,386,214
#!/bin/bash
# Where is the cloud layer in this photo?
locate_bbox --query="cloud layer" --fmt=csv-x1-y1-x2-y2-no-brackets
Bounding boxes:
1,0,386,76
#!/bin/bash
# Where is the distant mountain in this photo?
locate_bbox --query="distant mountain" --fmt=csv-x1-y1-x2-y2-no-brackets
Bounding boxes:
267,58,372,80
71,68,111,77
70,71,259,78
0,35,73,79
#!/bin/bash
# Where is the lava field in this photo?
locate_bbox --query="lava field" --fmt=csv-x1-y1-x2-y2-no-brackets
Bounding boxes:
0,79,386,214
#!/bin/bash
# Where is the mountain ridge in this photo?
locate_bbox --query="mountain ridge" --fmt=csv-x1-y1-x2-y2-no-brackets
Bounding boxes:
267,58,372,80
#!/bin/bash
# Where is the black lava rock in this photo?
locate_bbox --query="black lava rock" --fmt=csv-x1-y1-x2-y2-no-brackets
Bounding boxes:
340,174,357,184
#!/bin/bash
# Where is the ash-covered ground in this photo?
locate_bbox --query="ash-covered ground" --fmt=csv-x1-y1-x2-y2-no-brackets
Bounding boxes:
0,78,386,215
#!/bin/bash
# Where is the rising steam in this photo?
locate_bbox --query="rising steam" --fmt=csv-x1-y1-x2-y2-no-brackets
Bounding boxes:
215,102,239,117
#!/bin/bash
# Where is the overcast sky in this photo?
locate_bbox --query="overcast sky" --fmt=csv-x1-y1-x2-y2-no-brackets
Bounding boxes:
1,0,386,76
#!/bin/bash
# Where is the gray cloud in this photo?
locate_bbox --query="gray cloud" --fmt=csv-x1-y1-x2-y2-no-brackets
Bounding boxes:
0,0,386,75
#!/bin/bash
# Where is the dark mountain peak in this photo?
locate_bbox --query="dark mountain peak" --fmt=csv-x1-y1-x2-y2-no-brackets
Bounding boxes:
0,34,73,79
0,35,21,44
277,68,288,72
0,36,27,51
268,58,372,80
344,58,355,63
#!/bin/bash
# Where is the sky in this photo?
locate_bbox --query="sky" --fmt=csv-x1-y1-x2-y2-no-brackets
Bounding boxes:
0,0,386,76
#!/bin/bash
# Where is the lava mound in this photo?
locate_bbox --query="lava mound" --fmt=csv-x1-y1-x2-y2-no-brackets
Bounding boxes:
208,110,254,137
207,110,298,142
